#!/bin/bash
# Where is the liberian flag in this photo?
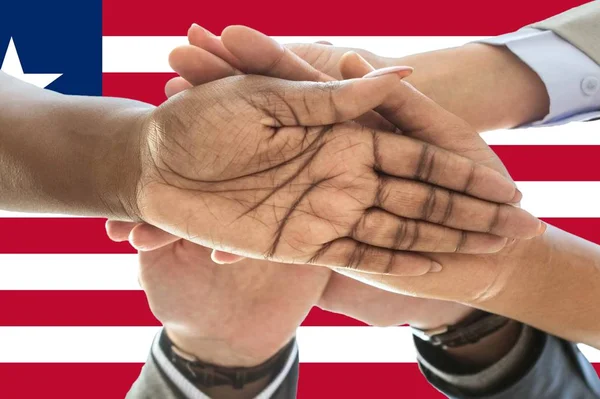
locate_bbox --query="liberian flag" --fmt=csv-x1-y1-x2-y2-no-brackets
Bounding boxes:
0,0,599,397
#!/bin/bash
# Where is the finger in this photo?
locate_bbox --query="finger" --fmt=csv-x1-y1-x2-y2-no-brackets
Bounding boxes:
315,40,333,45
211,27,395,131
129,223,181,251
105,220,138,242
256,73,403,127
221,25,331,82
340,52,501,158
169,45,240,86
188,23,242,69
374,177,542,239
165,77,192,98
371,131,521,204
308,238,442,276
352,209,508,253
211,249,246,264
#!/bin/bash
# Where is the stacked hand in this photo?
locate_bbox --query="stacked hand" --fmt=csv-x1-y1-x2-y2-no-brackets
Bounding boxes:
105,25,547,373
160,26,545,304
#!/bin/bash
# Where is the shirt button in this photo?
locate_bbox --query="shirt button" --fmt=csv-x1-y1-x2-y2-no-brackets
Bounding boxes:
581,76,599,96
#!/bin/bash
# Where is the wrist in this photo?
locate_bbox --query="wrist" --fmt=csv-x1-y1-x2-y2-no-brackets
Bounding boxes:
91,105,149,220
165,328,280,368
0,73,152,218
390,43,548,131
60,98,151,219
443,320,522,369
162,329,295,399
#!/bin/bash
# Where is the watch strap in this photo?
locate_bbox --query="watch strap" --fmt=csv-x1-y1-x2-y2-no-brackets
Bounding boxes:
159,330,295,390
412,311,510,349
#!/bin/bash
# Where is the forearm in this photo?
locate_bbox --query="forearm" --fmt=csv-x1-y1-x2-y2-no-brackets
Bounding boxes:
386,43,549,131
0,72,151,218
474,225,600,348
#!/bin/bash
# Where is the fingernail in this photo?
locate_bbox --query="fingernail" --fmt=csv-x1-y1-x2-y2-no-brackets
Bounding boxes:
189,23,216,37
210,251,226,264
537,221,547,235
430,262,443,273
510,188,523,204
363,66,414,79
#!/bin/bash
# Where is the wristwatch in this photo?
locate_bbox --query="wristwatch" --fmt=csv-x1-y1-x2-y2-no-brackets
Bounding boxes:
411,310,510,349
159,330,295,389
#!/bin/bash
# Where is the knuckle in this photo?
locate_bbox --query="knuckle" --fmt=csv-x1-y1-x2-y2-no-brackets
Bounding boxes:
375,177,392,208
454,231,468,253
391,218,411,250
414,143,436,182
440,191,455,225
462,162,477,194
344,242,369,271
390,218,418,250
405,221,420,250
420,186,438,221
487,204,508,234
357,210,384,236
318,80,344,93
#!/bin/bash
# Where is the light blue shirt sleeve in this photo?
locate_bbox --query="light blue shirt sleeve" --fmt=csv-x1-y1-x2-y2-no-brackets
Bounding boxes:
477,28,600,127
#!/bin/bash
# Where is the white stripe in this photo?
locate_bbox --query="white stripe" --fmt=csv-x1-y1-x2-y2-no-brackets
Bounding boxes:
0,211,78,217
2,182,600,220
517,181,600,218
0,326,596,363
102,36,485,73
102,36,600,145
481,122,600,145
0,254,139,290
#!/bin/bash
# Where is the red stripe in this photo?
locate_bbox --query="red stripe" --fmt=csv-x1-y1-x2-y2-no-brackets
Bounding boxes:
0,217,596,327
104,73,600,182
0,363,444,398
102,0,588,36
493,146,600,181
0,218,598,254
1,363,597,398
103,73,174,107
0,218,134,254
0,291,365,327
303,307,368,326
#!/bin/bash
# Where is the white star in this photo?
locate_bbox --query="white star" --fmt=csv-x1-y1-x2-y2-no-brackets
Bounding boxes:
1,37,62,88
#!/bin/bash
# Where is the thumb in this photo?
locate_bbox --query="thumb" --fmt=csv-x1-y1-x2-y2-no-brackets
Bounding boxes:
254,72,406,127
339,52,509,173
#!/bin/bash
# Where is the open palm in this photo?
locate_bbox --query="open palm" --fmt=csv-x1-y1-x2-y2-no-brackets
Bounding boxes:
107,26,532,330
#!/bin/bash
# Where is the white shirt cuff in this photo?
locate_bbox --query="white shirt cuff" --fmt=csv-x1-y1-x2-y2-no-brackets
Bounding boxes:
151,329,299,399
477,28,600,126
